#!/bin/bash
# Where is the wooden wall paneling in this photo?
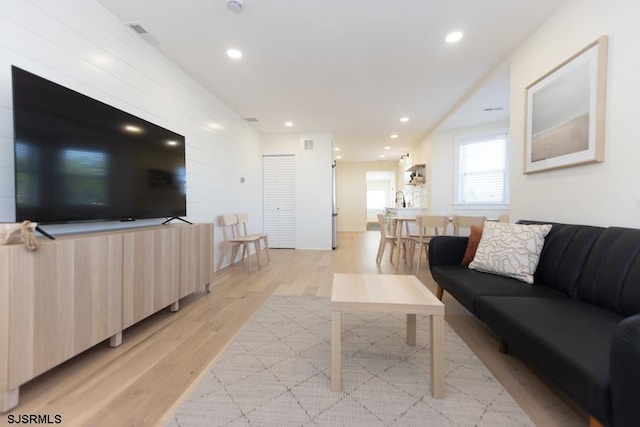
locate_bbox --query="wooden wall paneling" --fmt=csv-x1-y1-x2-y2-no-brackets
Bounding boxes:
179,224,214,298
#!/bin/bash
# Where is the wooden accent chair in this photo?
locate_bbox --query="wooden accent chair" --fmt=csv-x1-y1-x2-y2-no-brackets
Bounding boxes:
217,214,263,272
235,213,270,264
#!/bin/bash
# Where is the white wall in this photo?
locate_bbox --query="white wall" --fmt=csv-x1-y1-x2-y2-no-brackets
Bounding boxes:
0,0,263,268
509,0,640,227
411,120,510,218
336,161,398,232
261,133,333,250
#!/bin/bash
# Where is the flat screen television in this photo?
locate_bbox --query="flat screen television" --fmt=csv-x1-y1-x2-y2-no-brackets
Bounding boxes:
11,66,187,225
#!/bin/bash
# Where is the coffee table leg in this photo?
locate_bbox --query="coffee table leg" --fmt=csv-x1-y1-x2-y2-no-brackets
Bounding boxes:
430,314,445,398
331,310,342,391
406,314,416,346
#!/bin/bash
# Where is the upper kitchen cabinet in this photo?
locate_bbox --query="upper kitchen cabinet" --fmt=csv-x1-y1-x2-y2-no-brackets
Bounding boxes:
405,164,426,186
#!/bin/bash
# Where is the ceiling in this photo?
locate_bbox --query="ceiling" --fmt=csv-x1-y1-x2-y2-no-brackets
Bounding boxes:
97,0,567,162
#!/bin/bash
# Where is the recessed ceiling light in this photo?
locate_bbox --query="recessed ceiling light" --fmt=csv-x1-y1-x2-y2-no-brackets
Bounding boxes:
124,124,142,133
206,121,223,130
384,146,391,150
400,117,409,123
227,48,242,59
334,147,340,151
336,155,342,159
390,134,398,139
445,31,464,43
379,154,385,158
284,121,293,127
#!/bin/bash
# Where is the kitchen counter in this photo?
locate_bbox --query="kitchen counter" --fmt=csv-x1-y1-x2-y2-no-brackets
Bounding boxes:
384,207,430,234
384,207,429,216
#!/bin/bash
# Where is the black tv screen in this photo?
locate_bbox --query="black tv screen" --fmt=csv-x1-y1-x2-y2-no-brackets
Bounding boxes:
11,66,186,224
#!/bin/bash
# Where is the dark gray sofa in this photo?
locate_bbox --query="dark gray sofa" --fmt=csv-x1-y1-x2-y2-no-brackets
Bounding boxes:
428,221,640,427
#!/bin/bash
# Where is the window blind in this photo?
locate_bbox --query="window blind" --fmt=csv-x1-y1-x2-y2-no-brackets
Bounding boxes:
458,136,506,204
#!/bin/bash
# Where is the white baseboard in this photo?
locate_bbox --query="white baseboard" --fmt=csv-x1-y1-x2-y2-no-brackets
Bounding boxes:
337,227,367,232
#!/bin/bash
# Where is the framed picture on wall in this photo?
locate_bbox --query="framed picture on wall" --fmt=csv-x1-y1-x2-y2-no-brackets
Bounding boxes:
524,36,608,174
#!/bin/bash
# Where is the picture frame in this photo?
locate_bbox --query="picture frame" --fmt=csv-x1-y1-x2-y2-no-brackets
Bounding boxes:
524,36,608,174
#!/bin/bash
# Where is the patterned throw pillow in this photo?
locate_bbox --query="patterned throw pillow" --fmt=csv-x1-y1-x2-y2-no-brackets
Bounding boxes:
468,222,552,284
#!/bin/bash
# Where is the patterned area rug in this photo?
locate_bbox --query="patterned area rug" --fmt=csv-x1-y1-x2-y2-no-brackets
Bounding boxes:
165,296,533,426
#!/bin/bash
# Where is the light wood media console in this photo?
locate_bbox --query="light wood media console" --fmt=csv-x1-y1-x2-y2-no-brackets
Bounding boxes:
0,223,214,412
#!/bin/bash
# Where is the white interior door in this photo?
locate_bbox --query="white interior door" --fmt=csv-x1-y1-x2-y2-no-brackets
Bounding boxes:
263,155,295,248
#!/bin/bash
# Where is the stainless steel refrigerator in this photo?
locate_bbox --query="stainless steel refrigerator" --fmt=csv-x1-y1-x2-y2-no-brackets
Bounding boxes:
332,160,338,249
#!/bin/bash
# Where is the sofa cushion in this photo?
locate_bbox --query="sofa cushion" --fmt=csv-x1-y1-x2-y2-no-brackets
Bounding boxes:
476,296,622,423
611,315,640,427
429,235,469,266
517,221,604,297
430,265,565,315
576,227,640,316
469,222,551,284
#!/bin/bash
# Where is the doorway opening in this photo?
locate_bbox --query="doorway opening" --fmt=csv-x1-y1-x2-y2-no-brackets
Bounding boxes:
365,171,395,231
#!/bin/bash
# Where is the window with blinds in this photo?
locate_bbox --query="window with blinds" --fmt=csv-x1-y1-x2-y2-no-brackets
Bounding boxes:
455,134,507,205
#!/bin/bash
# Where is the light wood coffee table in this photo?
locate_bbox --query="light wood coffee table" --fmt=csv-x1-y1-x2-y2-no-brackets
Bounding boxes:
330,273,445,398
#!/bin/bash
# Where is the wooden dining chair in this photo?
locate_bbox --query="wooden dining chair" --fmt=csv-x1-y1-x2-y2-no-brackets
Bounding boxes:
410,215,449,274
376,214,398,265
217,214,262,272
236,213,270,264
451,215,486,236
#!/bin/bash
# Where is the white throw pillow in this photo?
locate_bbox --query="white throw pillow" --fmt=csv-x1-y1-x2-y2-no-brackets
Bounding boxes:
468,222,552,284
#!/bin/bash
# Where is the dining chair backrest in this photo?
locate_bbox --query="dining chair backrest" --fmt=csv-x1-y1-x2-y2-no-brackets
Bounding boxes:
415,215,449,239
219,213,241,240
236,213,251,236
377,214,392,238
451,215,486,236
410,215,448,274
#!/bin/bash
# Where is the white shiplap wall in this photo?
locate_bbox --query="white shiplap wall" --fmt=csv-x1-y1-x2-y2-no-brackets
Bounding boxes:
0,0,263,267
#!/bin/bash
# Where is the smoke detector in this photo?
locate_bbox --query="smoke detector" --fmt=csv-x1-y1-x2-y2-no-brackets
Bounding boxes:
227,0,244,13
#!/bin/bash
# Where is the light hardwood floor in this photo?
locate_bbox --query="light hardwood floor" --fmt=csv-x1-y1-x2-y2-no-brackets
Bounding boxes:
1,231,587,426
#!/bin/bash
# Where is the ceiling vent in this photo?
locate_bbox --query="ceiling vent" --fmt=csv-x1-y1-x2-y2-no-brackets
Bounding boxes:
126,22,161,45
128,23,148,34
304,139,314,151
244,117,259,122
